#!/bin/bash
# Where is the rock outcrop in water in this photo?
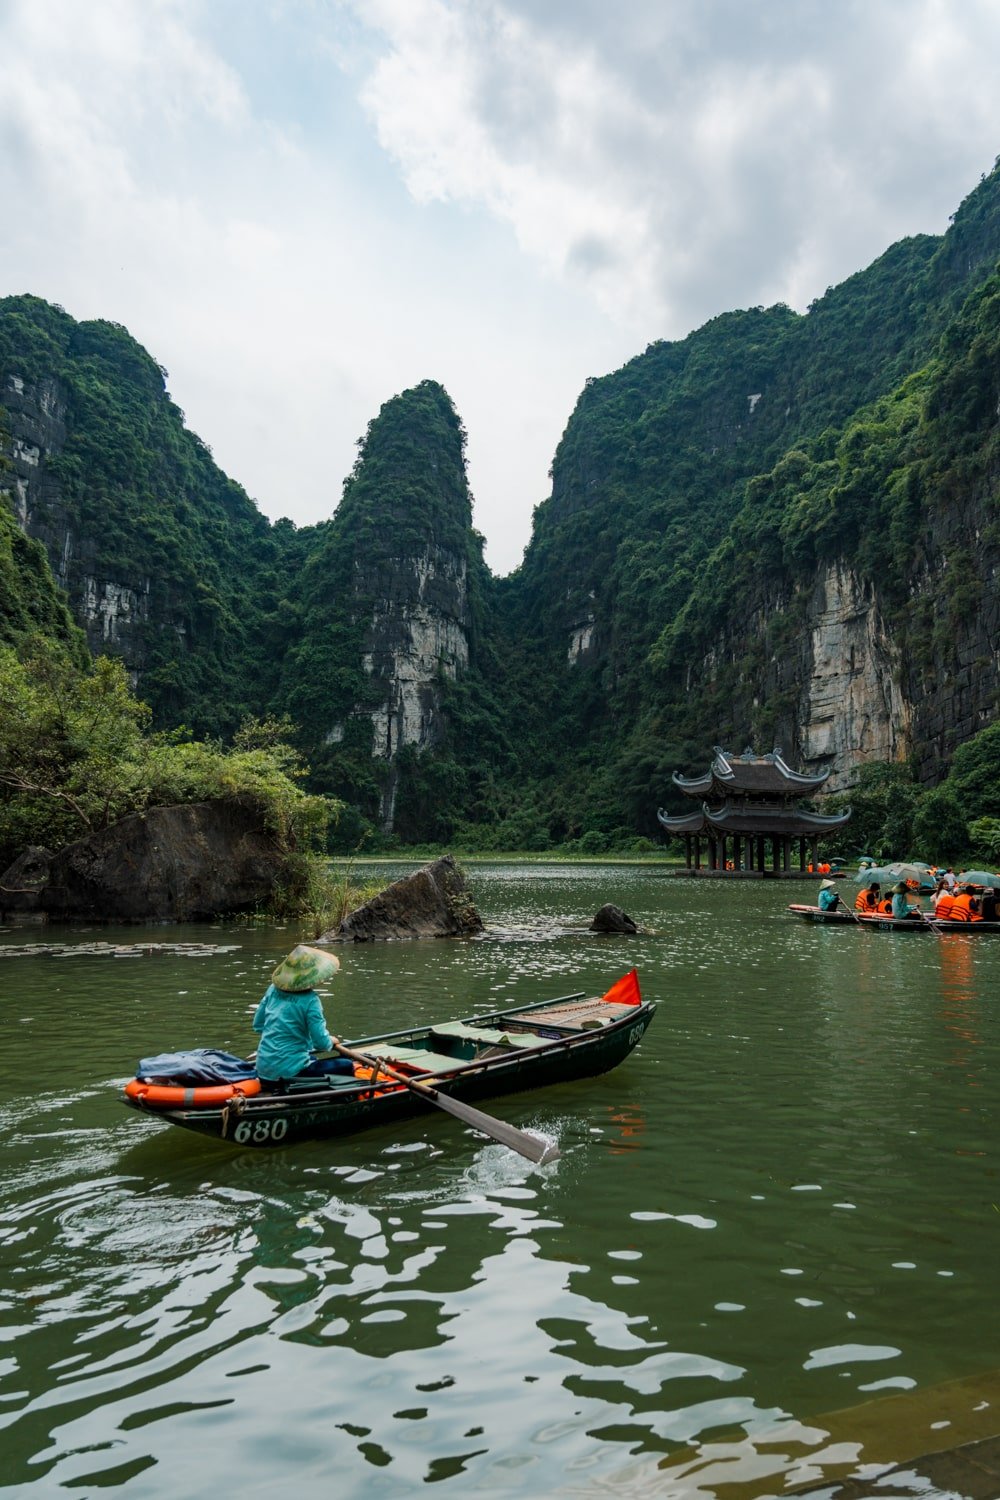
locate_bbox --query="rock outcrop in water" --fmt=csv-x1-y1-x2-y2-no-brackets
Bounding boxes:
322,855,483,942
589,903,639,934
0,799,286,923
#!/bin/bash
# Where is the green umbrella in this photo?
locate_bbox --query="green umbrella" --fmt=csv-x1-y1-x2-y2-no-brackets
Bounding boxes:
884,862,936,891
957,870,1000,889
854,866,893,884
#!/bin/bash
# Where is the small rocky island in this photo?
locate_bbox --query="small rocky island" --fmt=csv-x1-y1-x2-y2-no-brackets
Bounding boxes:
322,855,484,941
589,903,639,933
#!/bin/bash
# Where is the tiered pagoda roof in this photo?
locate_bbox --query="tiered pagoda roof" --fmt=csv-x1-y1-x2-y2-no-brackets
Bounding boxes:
658,746,851,837
671,746,831,800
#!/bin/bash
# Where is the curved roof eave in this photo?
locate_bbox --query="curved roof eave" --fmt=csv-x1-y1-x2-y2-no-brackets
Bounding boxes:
657,807,708,834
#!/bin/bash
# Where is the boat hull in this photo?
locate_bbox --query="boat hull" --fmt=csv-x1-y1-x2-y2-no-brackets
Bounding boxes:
122,997,656,1149
789,904,1000,932
787,904,857,925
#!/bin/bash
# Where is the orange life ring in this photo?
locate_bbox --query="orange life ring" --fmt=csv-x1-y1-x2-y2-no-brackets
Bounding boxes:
124,1077,261,1106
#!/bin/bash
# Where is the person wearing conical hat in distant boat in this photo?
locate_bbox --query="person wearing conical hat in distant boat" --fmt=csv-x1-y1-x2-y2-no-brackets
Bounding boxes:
252,945,353,1092
890,881,922,921
817,879,840,912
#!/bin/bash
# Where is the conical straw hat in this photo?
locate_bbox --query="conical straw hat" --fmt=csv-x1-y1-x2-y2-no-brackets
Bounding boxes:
271,945,340,993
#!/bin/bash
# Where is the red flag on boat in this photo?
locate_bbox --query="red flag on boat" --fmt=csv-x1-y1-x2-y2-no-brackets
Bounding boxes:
601,968,641,1006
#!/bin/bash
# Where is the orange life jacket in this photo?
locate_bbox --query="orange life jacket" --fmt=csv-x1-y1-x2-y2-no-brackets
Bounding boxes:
950,894,982,922
934,893,956,920
855,890,878,911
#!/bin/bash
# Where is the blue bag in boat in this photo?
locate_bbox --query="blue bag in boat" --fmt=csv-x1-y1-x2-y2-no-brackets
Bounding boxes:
136,1048,256,1085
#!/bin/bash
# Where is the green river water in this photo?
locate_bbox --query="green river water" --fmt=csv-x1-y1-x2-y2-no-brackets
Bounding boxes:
1,863,999,1498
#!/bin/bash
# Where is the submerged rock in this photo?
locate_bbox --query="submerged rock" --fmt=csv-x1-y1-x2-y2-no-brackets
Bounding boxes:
0,799,286,923
323,854,483,941
590,903,639,934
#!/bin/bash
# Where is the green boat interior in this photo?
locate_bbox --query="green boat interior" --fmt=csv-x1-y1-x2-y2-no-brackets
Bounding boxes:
359,997,642,1077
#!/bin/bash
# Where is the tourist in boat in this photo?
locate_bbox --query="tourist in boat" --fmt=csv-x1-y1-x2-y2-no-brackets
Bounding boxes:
253,945,354,1092
931,878,955,919
947,886,983,922
855,880,881,913
817,879,841,912
981,887,999,922
890,881,923,921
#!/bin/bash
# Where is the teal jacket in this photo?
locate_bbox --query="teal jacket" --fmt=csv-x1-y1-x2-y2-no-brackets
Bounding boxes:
253,984,333,1081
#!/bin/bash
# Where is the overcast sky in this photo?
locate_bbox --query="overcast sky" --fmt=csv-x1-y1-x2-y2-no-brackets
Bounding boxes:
2,1,999,573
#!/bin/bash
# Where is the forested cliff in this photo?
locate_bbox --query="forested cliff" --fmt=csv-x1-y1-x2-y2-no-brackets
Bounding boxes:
5,159,1000,849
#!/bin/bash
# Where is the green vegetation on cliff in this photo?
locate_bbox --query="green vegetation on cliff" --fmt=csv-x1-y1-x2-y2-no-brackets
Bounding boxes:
278,380,493,838
0,641,336,876
4,158,1000,851
0,295,307,736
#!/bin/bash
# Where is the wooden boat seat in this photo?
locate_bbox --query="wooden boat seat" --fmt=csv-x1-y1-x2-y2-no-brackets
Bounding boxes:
505,998,633,1029
360,1043,467,1075
429,1022,550,1050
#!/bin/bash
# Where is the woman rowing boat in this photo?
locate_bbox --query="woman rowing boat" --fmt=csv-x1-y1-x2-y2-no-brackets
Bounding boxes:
253,945,354,1092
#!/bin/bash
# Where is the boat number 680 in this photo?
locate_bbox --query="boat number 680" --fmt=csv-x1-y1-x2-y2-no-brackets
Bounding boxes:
627,1023,645,1046
233,1117,288,1144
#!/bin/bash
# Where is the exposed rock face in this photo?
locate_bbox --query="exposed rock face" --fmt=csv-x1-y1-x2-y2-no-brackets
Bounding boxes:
0,800,285,923
590,903,639,933
297,380,479,834
683,528,1000,798
322,855,483,942
567,605,597,665
360,546,470,761
0,369,157,667
799,564,911,791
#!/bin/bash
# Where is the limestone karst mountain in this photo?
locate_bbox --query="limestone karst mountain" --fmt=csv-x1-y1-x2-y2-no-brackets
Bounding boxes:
4,157,1000,844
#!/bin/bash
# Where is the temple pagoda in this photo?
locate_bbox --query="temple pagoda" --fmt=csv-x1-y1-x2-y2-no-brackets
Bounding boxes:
657,746,851,875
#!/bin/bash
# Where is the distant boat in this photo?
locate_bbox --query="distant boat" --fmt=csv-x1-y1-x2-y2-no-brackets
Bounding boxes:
787,903,857,925
789,903,1000,932
121,973,655,1151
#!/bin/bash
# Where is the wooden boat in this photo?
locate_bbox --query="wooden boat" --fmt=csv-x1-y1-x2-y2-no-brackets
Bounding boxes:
789,903,1000,932
122,978,656,1150
861,914,1000,932
788,903,858,925
855,912,935,931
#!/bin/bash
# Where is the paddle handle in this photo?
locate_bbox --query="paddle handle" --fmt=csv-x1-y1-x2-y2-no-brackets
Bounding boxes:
330,1036,440,1095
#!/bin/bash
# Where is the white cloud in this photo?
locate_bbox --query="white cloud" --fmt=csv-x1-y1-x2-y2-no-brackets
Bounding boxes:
1,0,1000,574
353,0,1000,330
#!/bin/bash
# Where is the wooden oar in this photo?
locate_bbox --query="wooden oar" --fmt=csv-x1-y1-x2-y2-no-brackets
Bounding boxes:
329,1036,559,1165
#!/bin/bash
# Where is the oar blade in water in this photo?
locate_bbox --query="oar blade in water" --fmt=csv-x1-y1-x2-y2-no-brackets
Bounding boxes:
426,1087,560,1163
